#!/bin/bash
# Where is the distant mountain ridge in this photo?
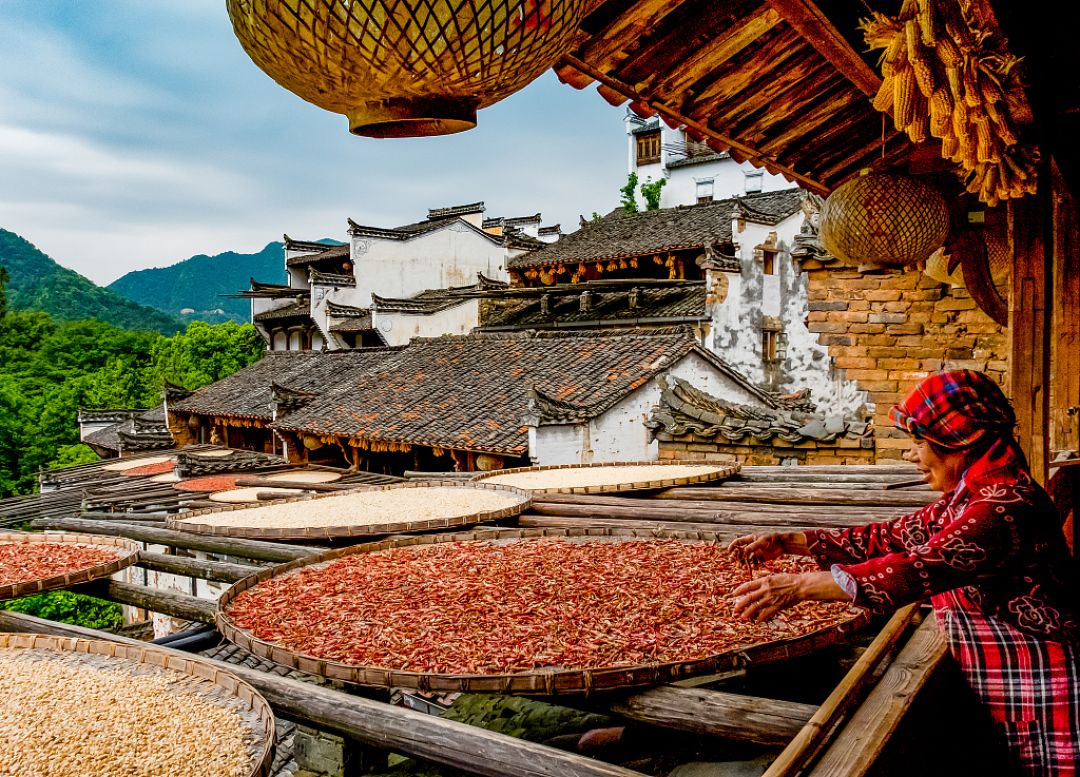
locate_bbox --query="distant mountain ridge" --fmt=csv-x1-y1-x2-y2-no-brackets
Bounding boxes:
107,240,340,324
0,228,182,334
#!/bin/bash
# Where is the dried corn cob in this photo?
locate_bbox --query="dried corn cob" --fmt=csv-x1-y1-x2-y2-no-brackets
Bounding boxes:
918,0,936,45
895,65,918,128
874,76,896,111
935,36,961,67
908,112,929,144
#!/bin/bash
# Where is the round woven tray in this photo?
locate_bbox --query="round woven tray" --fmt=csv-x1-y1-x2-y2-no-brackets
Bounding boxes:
0,532,141,600
217,527,869,695
168,480,531,540
0,633,275,777
471,460,740,495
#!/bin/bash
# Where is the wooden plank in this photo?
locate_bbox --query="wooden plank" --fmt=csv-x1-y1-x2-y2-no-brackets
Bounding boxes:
1051,163,1080,458
807,615,948,776
0,612,648,777
606,685,816,746
31,517,320,563
529,503,895,528
765,0,880,96
763,604,919,776
556,53,829,194
1008,190,1052,483
533,493,910,518
740,466,918,475
653,487,935,508
138,551,261,584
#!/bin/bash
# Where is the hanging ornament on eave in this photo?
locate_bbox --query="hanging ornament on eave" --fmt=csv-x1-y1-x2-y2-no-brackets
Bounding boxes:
227,0,588,138
819,173,950,268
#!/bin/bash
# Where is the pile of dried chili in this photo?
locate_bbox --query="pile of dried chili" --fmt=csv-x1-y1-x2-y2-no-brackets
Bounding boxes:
0,544,121,588
226,538,856,674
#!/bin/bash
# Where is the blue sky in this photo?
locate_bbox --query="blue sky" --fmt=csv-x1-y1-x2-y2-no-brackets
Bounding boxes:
0,1,628,285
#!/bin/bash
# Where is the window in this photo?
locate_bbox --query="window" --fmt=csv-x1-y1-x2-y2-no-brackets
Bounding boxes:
762,249,776,275
636,130,661,165
745,170,764,193
695,178,714,204
762,329,777,364
271,331,287,351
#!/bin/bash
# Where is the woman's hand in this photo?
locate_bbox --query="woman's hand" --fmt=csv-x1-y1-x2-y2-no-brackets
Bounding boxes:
731,571,846,622
727,531,809,566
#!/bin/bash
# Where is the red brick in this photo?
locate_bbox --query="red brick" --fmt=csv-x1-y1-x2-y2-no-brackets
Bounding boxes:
848,323,887,334
886,323,924,335
864,290,902,302
936,297,977,311
845,368,890,381
860,380,900,392
808,322,847,333
869,312,907,324
877,358,922,370
809,301,850,311
835,356,877,369
828,311,870,323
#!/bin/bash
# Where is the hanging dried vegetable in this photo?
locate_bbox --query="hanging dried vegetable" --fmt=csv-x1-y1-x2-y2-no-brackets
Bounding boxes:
862,0,1036,205
225,538,856,675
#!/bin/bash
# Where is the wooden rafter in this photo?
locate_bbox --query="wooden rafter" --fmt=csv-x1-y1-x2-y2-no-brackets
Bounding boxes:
765,0,881,96
556,53,830,195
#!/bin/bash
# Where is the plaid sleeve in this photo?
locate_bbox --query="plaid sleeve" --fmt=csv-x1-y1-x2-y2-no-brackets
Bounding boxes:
804,503,938,568
834,497,1023,611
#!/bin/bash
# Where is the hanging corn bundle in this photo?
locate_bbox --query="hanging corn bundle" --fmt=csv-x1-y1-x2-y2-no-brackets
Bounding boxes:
861,0,1036,205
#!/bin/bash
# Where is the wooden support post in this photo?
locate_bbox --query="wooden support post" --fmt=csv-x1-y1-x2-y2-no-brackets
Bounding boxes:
1051,164,1080,457
1007,190,1053,484
137,551,260,584
73,579,217,623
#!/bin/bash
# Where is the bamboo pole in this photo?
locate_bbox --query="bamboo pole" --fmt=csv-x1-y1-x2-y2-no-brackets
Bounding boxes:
762,603,920,776
137,551,261,584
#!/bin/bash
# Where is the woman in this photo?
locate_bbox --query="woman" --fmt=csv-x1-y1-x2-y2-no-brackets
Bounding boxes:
730,370,1079,775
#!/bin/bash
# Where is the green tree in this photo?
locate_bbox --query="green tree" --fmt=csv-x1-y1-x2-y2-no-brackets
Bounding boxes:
0,265,8,318
619,172,639,213
3,592,123,630
149,320,264,391
640,177,667,210
48,443,101,469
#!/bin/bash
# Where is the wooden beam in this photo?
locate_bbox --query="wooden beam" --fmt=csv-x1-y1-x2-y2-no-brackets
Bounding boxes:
1008,186,1053,483
31,517,321,563
765,0,880,96
0,612,650,777
807,615,948,775
1051,162,1080,458
74,579,217,624
652,486,935,508
556,53,829,195
138,551,261,584
516,515,791,540
606,685,816,747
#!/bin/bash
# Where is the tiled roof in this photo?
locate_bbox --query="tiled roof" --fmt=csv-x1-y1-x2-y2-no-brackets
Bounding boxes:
370,291,472,314
285,243,350,267
309,269,355,287
83,406,172,453
346,212,502,244
481,283,707,329
170,351,393,420
667,152,727,169
253,299,310,322
272,330,716,455
646,376,870,445
325,301,369,317
427,202,485,220
508,189,804,270
503,227,547,251
328,314,375,333
630,118,661,135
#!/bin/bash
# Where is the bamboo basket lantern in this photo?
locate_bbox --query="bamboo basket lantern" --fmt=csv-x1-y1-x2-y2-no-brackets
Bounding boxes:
819,173,950,268
226,0,587,138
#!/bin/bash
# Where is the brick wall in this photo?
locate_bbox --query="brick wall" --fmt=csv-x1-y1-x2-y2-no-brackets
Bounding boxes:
657,434,875,466
801,262,1007,460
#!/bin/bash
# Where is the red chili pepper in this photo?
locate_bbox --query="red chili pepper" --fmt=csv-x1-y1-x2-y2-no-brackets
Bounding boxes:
0,544,121,588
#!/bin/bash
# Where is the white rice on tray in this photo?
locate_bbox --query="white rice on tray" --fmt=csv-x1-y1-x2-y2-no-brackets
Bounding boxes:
208,487,305,503
261,470,342,484
181,486,525,529
479,463,727,490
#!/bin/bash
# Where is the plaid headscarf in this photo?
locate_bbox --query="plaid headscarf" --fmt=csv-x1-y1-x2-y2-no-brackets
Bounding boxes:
890,370,1015,450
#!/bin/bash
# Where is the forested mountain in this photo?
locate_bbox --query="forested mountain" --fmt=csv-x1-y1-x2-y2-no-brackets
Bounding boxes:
107,239,340,324
0,229,182,334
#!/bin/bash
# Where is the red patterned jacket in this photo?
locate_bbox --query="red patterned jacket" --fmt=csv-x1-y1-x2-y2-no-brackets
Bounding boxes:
805,466,1079,644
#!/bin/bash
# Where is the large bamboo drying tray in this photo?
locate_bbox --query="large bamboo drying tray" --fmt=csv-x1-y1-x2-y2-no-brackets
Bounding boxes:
0,531,140,600
217,527,868,695
472,461,739,494
168,480,531,540
0,633,275,777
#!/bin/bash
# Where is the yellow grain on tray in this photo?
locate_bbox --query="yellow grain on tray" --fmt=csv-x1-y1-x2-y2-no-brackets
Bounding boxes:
178,486,524,530
0,650,256,777
481,463,725,490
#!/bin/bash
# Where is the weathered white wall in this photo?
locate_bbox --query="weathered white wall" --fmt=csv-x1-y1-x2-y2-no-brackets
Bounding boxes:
372,300,480,347
532,351,765,464
351,223,509,307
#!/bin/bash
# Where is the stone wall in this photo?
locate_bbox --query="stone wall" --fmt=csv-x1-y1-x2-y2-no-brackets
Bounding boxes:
657,433,875,466
801,262,1007,460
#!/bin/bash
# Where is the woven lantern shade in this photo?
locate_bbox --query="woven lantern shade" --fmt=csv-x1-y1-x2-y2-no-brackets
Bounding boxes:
923,248,964,285
227,0,587,138
819,173,950,268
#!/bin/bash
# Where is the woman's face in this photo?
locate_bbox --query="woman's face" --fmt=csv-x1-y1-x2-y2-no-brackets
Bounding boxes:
903,437,967,493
